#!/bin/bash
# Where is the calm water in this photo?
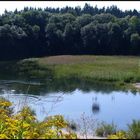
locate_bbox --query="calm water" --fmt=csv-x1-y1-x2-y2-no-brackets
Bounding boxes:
0,80,140,131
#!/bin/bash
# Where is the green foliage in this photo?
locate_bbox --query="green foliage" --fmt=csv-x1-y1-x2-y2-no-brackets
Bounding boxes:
0,4,140,60
67,120,77,131
0,97,13,116
130,16,140,28
107,120,140,139
0,98,77,139
108,120,140,139
108,131,127,139
0,55,139,90
41,55,139,85
95,122,117,137
16,59,54,80
127,120,140,139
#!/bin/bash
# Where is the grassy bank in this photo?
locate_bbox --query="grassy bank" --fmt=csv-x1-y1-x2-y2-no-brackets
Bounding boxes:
38,55,140,82
39,55,140,91
0,55,140,91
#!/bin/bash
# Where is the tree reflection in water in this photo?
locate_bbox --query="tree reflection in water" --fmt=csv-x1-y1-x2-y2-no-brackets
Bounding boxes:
92,103,100,114
92,96,100,114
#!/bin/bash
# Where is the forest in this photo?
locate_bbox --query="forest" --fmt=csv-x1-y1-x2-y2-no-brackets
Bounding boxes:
0,3,140,60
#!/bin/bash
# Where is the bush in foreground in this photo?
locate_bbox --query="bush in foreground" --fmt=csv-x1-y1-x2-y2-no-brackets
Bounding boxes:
108,120,140,139
95,122,117,137
0,98,77,139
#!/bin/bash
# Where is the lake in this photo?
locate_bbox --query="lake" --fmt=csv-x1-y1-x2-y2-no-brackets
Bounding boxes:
0,80,140,132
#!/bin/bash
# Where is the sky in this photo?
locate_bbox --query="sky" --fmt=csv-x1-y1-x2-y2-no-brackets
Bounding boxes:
0,1,140,14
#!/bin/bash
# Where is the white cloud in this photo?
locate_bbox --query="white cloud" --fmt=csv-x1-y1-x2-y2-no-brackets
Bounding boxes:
0,1,140,15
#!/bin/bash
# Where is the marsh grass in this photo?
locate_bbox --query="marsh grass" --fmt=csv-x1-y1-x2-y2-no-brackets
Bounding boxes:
56,60,138,81
0,55,140,90
38,55,140,87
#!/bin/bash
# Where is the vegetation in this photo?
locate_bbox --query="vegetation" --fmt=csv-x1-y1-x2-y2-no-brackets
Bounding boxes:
96,120,140,139
95,122,117,137
108,120,140,139
108,131,127,139
0,4,140,60
41,55,140,84
1,97,140,139
0,55,139,91
127,120,140,139
0,97,77,139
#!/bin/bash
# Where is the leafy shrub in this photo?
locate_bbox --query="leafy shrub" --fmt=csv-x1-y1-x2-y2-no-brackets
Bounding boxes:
127,120,140,139
0,98,77,139
0,97,13,116
108,120,140,139
67,120,77,131
95,122,117,137
108,131,127,139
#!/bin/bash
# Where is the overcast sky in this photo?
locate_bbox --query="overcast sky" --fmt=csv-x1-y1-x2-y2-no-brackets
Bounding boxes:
0,1,140,14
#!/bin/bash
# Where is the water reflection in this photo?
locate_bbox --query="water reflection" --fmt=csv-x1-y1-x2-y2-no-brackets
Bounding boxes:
111,95,114,101
0,78,130,95
0,80,140,131
92,96,100,114
92,103,100,114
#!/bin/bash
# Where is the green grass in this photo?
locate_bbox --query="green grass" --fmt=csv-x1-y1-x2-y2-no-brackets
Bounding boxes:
0,55,140,90
38,55,140,84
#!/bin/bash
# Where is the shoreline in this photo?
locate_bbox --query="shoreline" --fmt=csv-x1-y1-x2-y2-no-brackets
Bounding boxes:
0,55,139,92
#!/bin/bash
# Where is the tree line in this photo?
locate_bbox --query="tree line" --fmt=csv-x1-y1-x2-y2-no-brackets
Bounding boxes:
0,4,140,60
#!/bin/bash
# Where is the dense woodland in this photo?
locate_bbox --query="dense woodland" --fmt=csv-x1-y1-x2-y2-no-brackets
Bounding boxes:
0,4,140,60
